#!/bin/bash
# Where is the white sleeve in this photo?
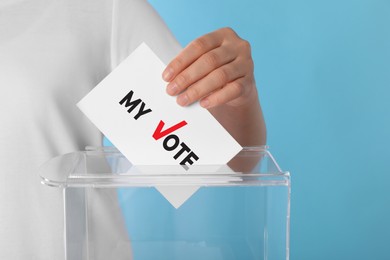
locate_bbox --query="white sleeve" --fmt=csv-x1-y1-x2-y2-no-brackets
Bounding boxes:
110,0,182,69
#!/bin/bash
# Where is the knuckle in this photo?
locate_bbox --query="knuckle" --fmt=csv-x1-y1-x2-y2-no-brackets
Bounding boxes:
215,68,229,85
187,85,201,101
242,57,254,73
175,73,189,87
213,94,223,106
248,58,254,71
240,39,251,52
191,37,208,52
221,27,236,37
231,81,245,96
171,57,184,72
237,40,252,60
204,52,220,67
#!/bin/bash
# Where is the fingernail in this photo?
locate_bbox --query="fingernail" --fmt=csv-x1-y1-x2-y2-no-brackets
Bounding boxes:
167,82,178,95
200,98,210,108
162,67,174,81
177,94,189,106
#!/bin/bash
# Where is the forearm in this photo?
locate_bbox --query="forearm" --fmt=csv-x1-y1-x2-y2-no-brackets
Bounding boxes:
208,86,266,147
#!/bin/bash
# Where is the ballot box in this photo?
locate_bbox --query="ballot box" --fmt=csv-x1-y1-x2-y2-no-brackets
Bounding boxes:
39,146,290,260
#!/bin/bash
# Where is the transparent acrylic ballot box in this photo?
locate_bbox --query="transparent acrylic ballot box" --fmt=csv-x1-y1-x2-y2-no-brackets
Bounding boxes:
40,146,290,260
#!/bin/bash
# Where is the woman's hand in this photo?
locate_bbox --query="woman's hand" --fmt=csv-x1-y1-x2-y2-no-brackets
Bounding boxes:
163,27,266,146
162,27,257,109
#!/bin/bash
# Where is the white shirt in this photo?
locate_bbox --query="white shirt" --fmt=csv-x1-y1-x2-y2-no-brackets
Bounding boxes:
0,0,181,258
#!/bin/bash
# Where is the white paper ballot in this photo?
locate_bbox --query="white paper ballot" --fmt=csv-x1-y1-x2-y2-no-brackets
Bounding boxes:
78,43,242,208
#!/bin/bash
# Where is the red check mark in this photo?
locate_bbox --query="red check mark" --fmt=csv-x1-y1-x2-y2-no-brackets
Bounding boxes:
152,120,188,140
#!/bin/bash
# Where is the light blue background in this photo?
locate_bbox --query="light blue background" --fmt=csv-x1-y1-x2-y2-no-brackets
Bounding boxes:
146,0,390,259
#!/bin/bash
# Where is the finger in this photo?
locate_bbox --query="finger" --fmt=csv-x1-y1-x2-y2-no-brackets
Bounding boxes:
162,31,225,82
176,59,246,106
166,45,237,95
199,77,249,108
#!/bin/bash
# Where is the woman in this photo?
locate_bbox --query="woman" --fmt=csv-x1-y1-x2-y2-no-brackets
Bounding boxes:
0,0,265,258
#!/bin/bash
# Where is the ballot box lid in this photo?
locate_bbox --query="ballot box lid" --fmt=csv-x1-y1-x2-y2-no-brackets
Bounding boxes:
39,146,289,188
